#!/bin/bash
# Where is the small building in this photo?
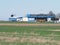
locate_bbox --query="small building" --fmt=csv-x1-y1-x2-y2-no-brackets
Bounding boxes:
9,16,29,22
9,15,17,21
28,18,35,22
22,17,28,22
9,17,17,21
17,17,23,21
59,18,60,22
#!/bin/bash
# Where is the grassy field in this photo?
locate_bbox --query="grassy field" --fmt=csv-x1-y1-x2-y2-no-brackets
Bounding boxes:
0,23,60,45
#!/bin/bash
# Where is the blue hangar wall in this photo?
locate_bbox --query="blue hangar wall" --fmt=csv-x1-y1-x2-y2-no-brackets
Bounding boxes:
27,14,55,22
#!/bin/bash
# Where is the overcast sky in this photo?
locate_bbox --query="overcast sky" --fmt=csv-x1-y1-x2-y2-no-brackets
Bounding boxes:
0,0,60,20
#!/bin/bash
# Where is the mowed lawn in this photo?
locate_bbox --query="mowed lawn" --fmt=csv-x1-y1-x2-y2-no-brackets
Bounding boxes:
0,25,60,45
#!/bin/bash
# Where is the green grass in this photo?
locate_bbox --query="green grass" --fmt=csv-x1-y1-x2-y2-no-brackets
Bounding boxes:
0,26,60,32
0,25,60,45
0,26,60,36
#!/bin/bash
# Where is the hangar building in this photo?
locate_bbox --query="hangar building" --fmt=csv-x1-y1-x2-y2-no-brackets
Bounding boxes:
27,14,56,22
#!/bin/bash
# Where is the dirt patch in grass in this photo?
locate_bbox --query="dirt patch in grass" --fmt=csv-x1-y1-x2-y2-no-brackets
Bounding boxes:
0,23,60,26
0,32,60,45
48,30,60,31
